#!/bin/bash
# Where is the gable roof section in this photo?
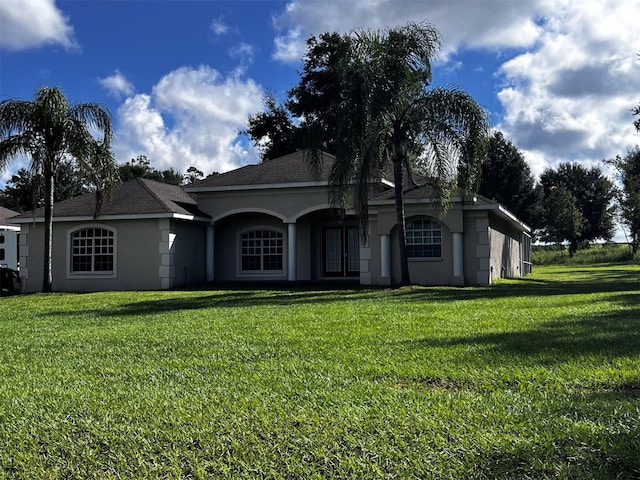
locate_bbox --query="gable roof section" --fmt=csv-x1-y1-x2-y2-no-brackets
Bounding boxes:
186,150,335,192
9,179,211,223
0,206,19,226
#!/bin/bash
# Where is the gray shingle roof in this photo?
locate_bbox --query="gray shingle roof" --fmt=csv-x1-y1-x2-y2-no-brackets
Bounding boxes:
10,179,210,221
188,150,335,189
0,206,19,225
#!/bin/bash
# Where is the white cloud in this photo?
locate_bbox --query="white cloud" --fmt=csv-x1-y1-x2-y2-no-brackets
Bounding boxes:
272,0,546,61
210,16,230,36
0,0,77,51
98,71,135,99
272,27,305,63
112,66,263,176
495,0,639,172
271,0,639,176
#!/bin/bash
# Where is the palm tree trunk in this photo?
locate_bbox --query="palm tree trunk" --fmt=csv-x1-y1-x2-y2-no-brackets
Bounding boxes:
393,157,411,285
42,167,54,293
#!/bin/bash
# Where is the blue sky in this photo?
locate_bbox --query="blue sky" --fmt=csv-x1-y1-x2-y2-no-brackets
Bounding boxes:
1,0,638,188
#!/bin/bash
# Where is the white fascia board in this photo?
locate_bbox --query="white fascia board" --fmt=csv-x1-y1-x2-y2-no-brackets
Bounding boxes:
185,181,330,193
465,202,530,232
368,195,465,207
0,224,21,231
9,213,210,224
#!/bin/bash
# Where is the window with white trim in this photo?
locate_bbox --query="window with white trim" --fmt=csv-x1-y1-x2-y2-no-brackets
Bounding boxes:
406,217,442,258
240,229,284,272
70,227,115,273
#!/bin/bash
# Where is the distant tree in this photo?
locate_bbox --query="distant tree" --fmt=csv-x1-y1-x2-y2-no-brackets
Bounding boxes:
183,166,204,184
633,101,640,133
606,147,640,254
0,161,90,212
243,94,303,161
479,131,538,227
538,163,616,253
118,155,182,185
0,86,118,292
540,185,586,256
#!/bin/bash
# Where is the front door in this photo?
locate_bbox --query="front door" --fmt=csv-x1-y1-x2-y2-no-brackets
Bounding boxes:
323,227,360,277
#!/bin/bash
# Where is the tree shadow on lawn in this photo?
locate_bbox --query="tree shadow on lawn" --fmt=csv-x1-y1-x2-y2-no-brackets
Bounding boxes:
91,267,639,317
402,301,640,361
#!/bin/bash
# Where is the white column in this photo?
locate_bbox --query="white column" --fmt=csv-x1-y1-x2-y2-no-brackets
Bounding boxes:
380,234,391,279
287,223,296,281
206,225,214,282
453,232,463,277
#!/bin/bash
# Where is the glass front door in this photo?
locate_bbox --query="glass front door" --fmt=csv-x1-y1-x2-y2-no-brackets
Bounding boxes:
323,227,360,277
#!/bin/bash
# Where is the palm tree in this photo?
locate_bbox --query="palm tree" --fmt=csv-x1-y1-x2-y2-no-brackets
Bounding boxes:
303,22,489,284
0,86,119,292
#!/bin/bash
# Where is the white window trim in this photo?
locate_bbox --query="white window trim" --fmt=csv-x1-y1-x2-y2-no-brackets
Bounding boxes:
66,224,118,279
236,226,287,278
406,216,443,259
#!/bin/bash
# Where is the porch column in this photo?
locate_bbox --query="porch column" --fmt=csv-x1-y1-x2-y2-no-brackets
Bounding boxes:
380,234,391,285
287,222,296,281
206,225,214,282
452,232,463,285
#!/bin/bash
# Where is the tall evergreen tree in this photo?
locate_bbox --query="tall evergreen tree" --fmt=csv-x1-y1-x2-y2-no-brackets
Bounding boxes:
479,131,538,228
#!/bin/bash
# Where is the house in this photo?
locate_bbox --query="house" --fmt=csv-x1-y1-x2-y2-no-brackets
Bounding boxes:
9,179,211,292
0,206,20,270
9,151,531,292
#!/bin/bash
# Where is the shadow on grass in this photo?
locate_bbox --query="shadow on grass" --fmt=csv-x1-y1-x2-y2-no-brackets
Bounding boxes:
81,266,638,317
403,301,640,360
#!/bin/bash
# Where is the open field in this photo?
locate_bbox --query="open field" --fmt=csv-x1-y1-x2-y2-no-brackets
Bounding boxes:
0,264,639,479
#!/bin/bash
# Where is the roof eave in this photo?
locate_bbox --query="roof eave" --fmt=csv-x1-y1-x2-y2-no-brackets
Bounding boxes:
8,213,212,224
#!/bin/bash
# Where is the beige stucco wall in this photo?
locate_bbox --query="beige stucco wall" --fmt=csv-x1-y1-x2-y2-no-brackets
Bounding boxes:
197,187,331,223
212,209,359,283
19,218,206,292
463,211,491,286
214,213,288,281
367,202,462,286
488,214,523,280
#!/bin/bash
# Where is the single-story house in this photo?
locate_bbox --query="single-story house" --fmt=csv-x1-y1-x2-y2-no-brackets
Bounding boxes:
0,206,20,270
9,151,531,292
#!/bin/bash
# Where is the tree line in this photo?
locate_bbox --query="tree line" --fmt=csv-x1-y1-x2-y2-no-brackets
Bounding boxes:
0,154,212,213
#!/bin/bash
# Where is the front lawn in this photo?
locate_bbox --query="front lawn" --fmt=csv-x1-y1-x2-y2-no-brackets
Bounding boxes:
1,264,639,479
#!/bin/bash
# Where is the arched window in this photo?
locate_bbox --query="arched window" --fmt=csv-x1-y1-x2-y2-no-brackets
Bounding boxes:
406,217,442,258
240,229,284,272
70,227,115,273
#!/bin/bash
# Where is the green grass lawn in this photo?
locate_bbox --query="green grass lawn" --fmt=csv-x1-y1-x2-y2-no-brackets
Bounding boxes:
1,264,639,479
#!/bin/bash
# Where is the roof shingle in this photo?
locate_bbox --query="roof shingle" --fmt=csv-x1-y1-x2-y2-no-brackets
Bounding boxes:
188,150,334,189
10,179,210,220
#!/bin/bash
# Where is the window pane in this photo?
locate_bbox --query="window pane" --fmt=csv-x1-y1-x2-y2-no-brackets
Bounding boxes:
406,217,442,258
240,229,283,272
71,228,115,273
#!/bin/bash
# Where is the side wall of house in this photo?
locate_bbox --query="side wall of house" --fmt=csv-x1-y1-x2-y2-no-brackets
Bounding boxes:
19,218,206,292
488,214,523,280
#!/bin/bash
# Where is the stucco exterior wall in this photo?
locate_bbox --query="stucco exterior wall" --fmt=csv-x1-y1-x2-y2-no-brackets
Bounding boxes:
197,187,330,223
168,220,207,288
488,214,523,280
19,218,205,292
214,213,288,281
